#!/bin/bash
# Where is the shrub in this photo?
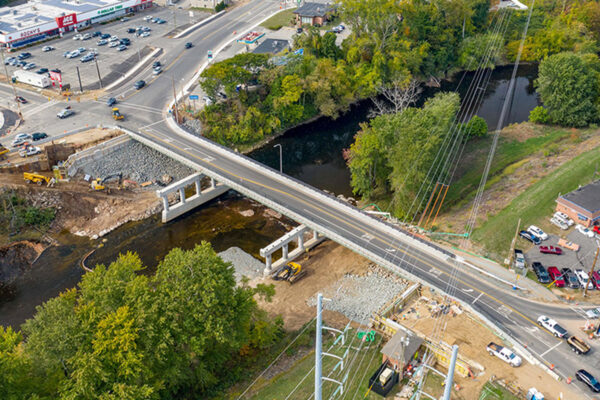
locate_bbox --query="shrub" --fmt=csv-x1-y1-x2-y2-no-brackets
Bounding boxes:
464,115,488,138
215,1,227,12
529,106,550,124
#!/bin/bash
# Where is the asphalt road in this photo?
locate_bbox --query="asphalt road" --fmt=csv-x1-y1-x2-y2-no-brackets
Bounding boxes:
1,0,598,396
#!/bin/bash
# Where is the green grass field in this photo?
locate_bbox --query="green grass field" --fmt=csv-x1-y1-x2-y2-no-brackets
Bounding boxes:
479,381,521,400
472,143,600,258
260,9,296,30
247,335,388,400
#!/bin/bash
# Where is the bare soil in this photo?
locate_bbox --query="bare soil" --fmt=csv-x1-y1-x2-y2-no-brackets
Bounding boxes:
0,241,45,285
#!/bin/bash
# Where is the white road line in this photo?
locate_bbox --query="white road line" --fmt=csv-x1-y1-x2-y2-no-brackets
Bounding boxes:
138,119,167,129
472,292,484,304
540,341,562,357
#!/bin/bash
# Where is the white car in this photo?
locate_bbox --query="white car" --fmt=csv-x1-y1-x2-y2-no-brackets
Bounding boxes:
82,33,92,40
576,224,594,238
109,36,119,42
550,216,568,230
42,45,54,52
575,269,594,290
486,342,521,367
109,41,119,48
11,133,31,147
144,15,153,21
73,34,83,40
554,212,574,226
97,39,108,46
537,315,568,338
67,50,80,58
527,225,548,241
22,62,36,70
140,31,150,38
152,66,162,75
57,108,74,119
19,146,41,157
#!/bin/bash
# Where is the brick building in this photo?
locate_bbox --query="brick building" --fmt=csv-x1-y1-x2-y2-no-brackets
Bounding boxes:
556,180,600,227
293,2,334,27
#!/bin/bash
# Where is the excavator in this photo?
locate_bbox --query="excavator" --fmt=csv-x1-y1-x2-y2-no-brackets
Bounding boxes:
272,262,306,284
0,144,8,161
23,172,51,185
112,107,124,120
91,173,122,191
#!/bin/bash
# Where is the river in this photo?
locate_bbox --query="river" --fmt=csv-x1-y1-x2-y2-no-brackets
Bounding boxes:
0,64,539,328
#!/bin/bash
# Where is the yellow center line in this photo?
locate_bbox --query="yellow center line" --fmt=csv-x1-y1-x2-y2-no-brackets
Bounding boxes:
140,128,556,343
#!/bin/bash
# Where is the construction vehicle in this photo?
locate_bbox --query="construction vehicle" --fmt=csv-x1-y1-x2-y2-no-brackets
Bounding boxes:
567,335,591,355
0,144,8,161
272,262,306,284
91,173,122,191
112,107,124,120
24,172,51,185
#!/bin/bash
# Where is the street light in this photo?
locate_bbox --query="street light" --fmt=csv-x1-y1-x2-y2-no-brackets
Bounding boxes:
274,144,282,173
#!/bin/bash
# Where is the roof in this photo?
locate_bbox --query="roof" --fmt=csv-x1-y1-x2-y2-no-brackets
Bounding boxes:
558,180,600,214
381,329,423,364
253,38,289,54
293,2,333,17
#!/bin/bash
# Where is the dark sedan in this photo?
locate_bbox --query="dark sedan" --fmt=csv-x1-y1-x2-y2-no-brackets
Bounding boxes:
32,132,48,141
561,268,580,289
577,369,600,393
532,262,550,284
15,96,27,104
519,230,541,245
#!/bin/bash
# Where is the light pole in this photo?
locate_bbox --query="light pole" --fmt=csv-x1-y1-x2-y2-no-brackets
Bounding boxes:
274,144,282,173
0,47,23,118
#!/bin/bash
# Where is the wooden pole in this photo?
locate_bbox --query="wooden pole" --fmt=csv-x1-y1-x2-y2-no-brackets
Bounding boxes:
584,245,599,297
506,218,521,267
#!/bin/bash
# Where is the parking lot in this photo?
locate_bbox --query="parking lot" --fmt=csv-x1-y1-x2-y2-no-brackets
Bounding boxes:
2,5,202,91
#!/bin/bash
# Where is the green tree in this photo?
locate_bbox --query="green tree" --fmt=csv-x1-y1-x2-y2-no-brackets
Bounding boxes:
529,106,550,124
535,52,600,127
464,115,488,138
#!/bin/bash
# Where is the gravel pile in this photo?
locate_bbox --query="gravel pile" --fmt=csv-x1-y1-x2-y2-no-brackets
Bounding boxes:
218,247,264,283
183,119,203,137
80,141,194,185
307,267,409,324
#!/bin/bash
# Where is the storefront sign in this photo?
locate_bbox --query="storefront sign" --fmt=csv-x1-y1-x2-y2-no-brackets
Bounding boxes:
19,28,41,39
97,4,123,15
49,70,62,88
56,13,78,28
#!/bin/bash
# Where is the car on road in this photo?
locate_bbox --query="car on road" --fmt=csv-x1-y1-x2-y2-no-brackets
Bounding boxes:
117,45,128,51
185,42,193,49
42,45,54,52
15,96,27,104
19,145,41,158
32,132,48,141
567,335,590,355
576,369,600,393
547,266,565,287
97,39,108,46
532,262,550,284
134,80,146,89
152,61,161,68
107,97,117,106
57,108,74,119
527,225,548,240
36,68,49,75
11,133,31,147
519,230,540,245
576,224,594,238
539,245,562,255
550,216,569,230
592,271,600,290
537,315,568,338
101,33,111,39
73,33,83,40
152,66,162,75
575,269,594,290
561,267,580,289
109,41,119,48
18,52,31,60
22,62,36,70
554,211,574,226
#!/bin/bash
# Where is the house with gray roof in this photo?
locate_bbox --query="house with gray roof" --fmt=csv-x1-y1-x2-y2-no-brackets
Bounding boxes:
293,2,334,27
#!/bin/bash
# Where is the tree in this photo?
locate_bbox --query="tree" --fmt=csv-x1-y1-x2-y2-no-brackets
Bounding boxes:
321,32,341,59
464,115,487,138
370,79,421,117
200,53,269,100
529,106,550,124
535,52,600,127
458,33,502,70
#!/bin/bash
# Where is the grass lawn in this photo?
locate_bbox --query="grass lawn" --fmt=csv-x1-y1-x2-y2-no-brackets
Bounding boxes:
471,143,600,258
479,381,521,400
247,335,388,400
260,9,296,30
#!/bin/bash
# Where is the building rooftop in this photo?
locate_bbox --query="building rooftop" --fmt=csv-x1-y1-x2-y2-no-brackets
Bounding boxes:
293,2,333,17
253,38,289,54
381,329,423,364
559,180,600,214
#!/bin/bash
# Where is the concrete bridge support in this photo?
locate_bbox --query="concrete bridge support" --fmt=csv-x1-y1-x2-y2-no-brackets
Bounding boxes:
156,172,229,223
260,225,325,276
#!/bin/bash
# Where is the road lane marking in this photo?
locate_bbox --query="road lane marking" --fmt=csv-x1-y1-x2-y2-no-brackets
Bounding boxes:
540,341,562,357
472,292,483,304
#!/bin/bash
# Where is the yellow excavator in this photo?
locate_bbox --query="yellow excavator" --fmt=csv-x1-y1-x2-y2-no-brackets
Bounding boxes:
272,262,306,284
91,173,122,191
23,172,51,185
112,107,124,120
0,144,8,161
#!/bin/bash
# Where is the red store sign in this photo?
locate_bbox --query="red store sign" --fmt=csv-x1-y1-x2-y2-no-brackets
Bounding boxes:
55,13,78,28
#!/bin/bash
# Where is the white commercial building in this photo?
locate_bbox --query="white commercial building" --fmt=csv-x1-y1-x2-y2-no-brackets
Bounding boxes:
0,0,153,49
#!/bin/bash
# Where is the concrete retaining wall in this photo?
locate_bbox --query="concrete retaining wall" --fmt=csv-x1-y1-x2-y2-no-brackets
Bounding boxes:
66,135,131,177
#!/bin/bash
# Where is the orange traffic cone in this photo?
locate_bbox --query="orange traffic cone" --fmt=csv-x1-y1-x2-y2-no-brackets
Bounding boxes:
566,377,572,384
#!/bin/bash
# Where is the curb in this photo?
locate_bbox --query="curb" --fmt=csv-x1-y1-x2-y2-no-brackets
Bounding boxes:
173,10,227,39
104,47,163,91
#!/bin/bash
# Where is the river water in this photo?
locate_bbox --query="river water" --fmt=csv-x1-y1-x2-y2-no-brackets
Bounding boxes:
0,64,539,328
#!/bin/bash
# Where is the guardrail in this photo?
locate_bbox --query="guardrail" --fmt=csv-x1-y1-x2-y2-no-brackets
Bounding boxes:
173,10,227,38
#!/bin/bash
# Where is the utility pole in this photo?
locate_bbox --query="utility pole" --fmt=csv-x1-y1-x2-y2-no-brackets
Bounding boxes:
94,57,103,89
584,243,599,297
442,345,459,400
171,76,179,123
1,48,23,118
76,66,83,93
506,218,521,268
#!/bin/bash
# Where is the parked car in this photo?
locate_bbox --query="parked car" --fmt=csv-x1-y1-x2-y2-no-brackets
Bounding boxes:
22,62,36,70
18,52,31,60
152,66,162,75
77,47,86,53
575,269,594,290
36,68,49,75
97,39,108,46
82,33,92,40
527,225,548,241
152,61,161,68
57,108,74,119
92,31,102,37
561,268,580,289
203,95,213,106
157,19,166,24
4,56,17,65
19,145,41,158
332,24,345,33
537,315,568,338
576,369,600,393
50,68,61,74
117,45,128,51
593,225,600,235
554,211,574,226
519,230,541,245
109,41,119,48
592,271,600,290
63,51,71,57
134,80,146,89
558,238,579,251
42,45,54,52
514,249,525,269
127,27,137,33
15,96,27,104
547,266,566,287
550,216,569,230
109,35,119,42
539,245,562,255
15,60,27,68
31,132,47,141
152,17,160,23
144,15,153,21
567,336,590,355
67,50,80,58
107,97,117,106
140,31,151,38
532,262,550,284
119,38,131,45
576,224,594,238
80,54,94,62
11,133,31,147
486,342,521,367
73,33,83,40
101,33,111,39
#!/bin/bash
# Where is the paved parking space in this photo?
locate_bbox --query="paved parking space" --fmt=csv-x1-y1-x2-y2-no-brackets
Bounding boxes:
3,6,201,91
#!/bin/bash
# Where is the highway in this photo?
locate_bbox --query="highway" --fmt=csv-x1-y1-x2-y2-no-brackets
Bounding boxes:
1,0,598,396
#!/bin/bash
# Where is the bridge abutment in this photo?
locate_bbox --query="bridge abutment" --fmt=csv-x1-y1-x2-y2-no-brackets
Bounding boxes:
260,225,324,276
156,172,229,223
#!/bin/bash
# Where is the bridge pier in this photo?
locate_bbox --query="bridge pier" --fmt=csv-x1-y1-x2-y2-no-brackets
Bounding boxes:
260,225,325,276
156,172,229,223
